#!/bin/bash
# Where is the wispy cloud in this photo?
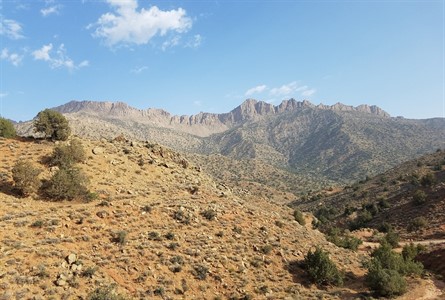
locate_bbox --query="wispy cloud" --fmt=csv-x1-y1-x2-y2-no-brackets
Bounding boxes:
162,36,181,51
32,43,89,71
1,48,24,66
269,81,316,98
130,65,148,74
245,85,267,97
0,18,24,40
41,5,61,17
0,93,8,98
90,0,192,47
302,89,316,97
186,34,202,48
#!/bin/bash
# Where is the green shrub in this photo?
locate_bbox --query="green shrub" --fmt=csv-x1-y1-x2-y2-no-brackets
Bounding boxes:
87,286,128,300
349,209,373,230
34,109,71,141
12,160,42,196
303,247,343,286
293,209,306,225
0,117,16,138
366,241,423,297
407,217,428,232
49,139,86,167
413,190,427,205
327,228,362,251
420,173,435,187
43,166,89,200
193,264,209,280
113,231,127,245
366,262,407,297
382,230,400,248
201,209,217,221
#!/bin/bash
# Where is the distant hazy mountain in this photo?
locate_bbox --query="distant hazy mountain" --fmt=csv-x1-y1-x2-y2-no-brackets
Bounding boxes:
16,99,445,187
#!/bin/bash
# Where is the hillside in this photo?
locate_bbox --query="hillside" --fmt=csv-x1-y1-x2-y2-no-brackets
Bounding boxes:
292,150,445,241
0,136,379,299
15,99,445,197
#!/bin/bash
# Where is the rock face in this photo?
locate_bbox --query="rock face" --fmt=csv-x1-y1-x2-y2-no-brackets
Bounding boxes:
53,99,390,137
15,99,445,184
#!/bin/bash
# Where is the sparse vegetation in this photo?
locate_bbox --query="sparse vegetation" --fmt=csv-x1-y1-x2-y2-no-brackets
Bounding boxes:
303,247,343,286
0,117,16,138
201,209,217,221
34,109,71,141
43,166,90,200
293,209,306,225
49,139,86,167
366,241,423,297
326,227,362,251
12,160,42,196
87,286,128,300
413,190,427,205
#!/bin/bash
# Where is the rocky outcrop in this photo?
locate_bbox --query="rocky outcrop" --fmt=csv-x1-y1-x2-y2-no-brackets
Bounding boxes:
52,99,390,137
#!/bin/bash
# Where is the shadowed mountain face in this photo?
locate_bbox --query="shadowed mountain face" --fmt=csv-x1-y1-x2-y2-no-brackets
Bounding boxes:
16,99,445,189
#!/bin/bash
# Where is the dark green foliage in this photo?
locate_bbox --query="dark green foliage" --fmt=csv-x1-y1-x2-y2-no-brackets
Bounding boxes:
87,286,128,300
34,109,71,141
201,209,217,221
49,139,86,167
420,173,435,187
81,266,98,278
349,209,372,230
293,209,306,225
366,262,407,297
0,117,16,138
43,167,89,200
12,160,42,196
382,230,400,248
413,190,427,205
113,231,127,245
366,241,423,297
378,222,393,233
314,207,338,224
193,264,209,280
326,227,362,251
303,247,343,286
402,243,425,262
407,216,428,232
378,198,390,209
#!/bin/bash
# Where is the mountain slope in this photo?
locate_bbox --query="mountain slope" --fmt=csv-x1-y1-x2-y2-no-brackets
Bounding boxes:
292,149,445,240
15,99,445,194
0,136,373,299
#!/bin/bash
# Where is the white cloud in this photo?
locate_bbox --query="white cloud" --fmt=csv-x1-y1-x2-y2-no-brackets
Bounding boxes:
245,85,267,97
186,34,202,48
32,43,89,71
270,81,299,97
91,0,192,47
0,93,8,98
162,36,180,51
302,89,316,97
269,81,316,98
41,5,61,17
130,65,148,74
1,48,23,66
0,18,24,39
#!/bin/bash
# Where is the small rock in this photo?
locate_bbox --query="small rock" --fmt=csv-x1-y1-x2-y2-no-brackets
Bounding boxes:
92,147,104,155
56,279,66,286
66,253,77,265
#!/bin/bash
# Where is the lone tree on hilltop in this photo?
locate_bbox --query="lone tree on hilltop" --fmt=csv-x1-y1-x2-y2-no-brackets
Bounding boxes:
34,109,70,141
0,117,16,138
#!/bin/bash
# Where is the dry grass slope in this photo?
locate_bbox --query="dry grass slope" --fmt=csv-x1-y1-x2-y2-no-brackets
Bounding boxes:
0,137,375,299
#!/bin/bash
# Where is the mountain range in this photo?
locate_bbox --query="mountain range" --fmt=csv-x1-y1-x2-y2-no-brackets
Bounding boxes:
16,99,445,195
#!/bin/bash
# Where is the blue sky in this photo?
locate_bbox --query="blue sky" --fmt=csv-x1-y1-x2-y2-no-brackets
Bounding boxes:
0,0,444,121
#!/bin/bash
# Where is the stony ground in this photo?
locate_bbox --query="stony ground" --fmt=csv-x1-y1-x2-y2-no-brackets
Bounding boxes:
0,137,442,299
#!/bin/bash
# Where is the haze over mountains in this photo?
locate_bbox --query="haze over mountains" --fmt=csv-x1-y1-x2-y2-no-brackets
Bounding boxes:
16,99,445,191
